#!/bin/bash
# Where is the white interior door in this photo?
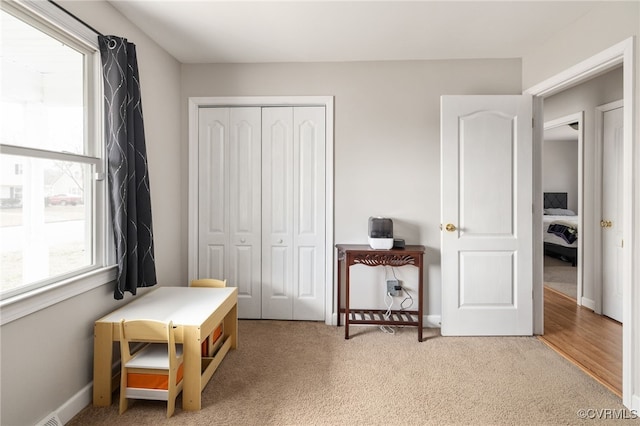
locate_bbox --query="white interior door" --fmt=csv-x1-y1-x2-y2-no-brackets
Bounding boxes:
198,107,262,319
601,103,624,323
441,95,533,336
262,107,326,320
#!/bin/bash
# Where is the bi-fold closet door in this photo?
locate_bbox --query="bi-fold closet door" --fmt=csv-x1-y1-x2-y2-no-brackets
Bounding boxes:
198,106,325,320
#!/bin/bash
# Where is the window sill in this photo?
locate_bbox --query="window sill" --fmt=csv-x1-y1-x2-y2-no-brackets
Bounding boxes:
0,266,117,326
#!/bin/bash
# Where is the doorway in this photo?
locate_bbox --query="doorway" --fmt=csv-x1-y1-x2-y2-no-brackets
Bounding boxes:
527,39,634,408
539,65,623,397
542,114,582,303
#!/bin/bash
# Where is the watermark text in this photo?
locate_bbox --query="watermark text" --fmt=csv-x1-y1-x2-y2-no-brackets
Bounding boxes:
577,408,638,420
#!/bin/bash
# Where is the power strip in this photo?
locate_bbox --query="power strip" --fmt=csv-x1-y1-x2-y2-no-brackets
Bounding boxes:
386,279,401,296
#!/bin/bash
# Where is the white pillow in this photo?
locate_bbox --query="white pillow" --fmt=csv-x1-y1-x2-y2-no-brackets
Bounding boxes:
544,208,576,216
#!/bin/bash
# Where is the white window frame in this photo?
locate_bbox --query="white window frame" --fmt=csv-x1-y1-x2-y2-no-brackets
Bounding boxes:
0,0,115,325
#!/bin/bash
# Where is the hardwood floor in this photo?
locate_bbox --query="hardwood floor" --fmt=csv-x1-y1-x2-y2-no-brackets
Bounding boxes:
539,286,622,396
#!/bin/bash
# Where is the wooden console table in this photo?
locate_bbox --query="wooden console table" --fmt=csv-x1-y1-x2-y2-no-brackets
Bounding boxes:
336,244,425,342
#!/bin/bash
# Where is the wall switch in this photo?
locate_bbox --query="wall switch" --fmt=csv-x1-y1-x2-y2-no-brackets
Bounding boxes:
386,279,400,296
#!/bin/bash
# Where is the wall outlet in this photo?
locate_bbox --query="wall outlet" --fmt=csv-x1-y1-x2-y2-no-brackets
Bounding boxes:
386,279,400,296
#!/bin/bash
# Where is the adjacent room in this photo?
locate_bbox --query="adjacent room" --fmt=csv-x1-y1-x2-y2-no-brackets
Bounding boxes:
1,1,638,425
539,66,625,397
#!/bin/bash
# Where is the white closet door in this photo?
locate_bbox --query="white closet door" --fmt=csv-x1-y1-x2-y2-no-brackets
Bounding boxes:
602,104,624,323
199,107,262,319
262,107,326,320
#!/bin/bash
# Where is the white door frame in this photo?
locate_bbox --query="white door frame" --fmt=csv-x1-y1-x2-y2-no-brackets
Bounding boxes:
188,96,335,325
525,37,635,409
543,112,584,307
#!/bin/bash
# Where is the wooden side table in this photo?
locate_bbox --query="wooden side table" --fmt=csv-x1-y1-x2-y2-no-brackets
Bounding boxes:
336,244,425,342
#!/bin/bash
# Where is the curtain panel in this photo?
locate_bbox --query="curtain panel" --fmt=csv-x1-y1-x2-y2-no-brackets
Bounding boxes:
99,35,157,299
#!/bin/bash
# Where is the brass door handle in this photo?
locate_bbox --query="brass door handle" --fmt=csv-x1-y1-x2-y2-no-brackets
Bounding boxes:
600,220,612,228
445,223,457,232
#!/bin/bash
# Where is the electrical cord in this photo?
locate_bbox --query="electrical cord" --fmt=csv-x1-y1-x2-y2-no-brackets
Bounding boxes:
380,267,417,334
400,285,414,310
379,291,396,334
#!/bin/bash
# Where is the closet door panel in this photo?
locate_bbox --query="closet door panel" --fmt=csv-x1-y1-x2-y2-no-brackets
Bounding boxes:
229,108,262,319
205,246,225,280
262,107,294,319
293,107,325,320
234,246,257,300
269,246,289,296
198,108,229,281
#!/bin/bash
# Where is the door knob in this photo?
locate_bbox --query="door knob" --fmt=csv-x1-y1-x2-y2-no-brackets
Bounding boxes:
240,238,246,243
600,220,612,228
445,223,457,232
278,239,283,244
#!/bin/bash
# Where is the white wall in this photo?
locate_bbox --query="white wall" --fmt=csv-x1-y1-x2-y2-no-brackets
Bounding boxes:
522,0,639,410
0,2,182,425
181,59,522,319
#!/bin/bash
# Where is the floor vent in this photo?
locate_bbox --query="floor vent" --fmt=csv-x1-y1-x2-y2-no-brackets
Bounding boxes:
36,412,63,426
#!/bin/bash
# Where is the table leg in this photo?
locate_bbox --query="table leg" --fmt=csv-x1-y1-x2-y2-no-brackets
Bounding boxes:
93,322,114,406
345,264,350,339
418,261,424,342
337,252,342,327
182,326,202,411
224,302,238,349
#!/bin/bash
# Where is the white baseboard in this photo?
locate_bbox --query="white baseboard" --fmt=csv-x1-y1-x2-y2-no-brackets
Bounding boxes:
424,315,442,328
57,383,93,424
581,297,596,311
630,393,640,414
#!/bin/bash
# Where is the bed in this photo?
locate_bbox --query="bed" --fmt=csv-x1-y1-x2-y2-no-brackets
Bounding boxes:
543,192,578,266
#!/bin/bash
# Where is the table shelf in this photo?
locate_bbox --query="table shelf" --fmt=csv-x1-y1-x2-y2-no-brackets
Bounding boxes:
345,308,419,325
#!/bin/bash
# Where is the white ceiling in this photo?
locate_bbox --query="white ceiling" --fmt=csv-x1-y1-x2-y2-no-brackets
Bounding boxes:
107,1,605,64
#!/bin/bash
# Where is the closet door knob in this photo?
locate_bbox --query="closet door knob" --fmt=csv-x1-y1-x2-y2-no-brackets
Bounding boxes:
445,223,457,232
240,238,246,243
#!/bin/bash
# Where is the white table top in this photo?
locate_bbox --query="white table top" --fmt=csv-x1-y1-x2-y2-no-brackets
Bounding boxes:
96,286,237,326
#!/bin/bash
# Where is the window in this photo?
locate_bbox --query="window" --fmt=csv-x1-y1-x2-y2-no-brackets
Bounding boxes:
0,1,111,308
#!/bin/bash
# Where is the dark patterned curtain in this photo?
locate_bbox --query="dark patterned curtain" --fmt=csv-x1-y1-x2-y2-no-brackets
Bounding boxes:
99,35,157,299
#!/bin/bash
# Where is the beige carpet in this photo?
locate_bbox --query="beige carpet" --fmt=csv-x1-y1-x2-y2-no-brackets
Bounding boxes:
68,320,630,426
544,255,577,299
